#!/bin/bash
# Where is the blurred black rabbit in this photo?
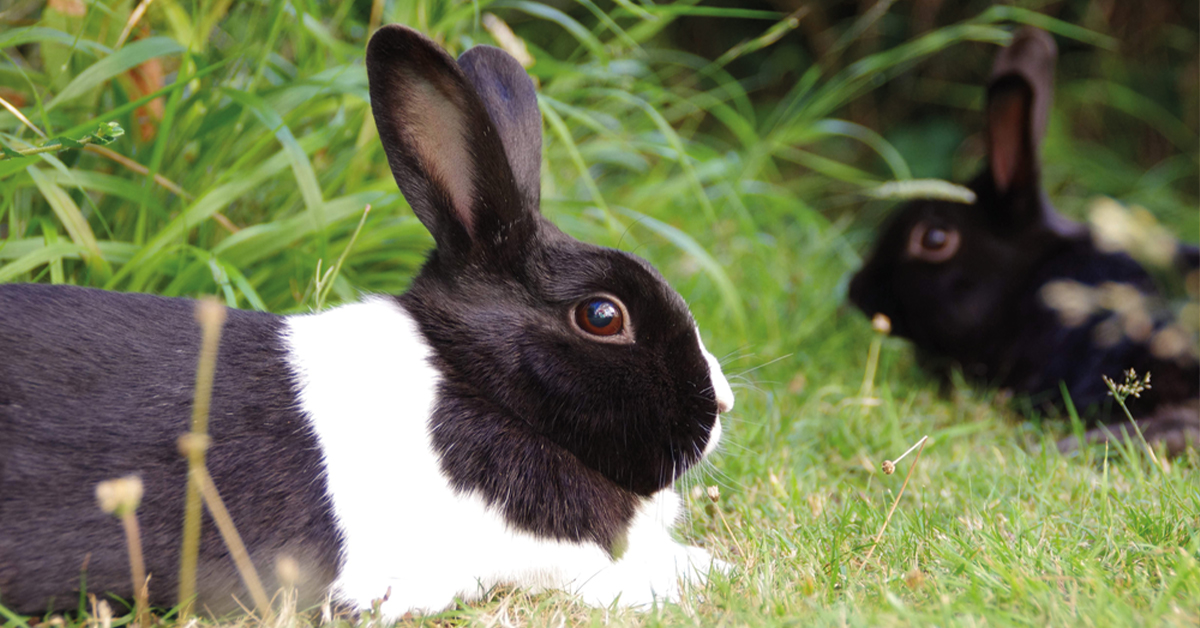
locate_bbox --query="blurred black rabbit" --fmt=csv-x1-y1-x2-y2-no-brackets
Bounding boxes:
849,27,1199,454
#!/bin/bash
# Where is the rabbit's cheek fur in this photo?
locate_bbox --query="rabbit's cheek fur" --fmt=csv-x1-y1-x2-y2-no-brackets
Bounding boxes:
283,297,720,615
504,324,717,496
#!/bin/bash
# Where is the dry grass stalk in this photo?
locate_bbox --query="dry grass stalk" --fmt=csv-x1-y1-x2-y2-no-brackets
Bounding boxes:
863,435,929,566
857,313,891,414
115,0,157,49
93,599,112,628
188,459,273,619
96,476,150,627
178,297,227,619
703,485,746,566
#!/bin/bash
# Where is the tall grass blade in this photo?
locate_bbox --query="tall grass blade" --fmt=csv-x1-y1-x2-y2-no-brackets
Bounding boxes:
223,88,327,236
25,166,108,275
47,37,185,110
0,242,82,282
497,1,608,60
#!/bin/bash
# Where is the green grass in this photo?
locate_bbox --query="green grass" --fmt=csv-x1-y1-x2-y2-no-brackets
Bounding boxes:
1,0,1197,626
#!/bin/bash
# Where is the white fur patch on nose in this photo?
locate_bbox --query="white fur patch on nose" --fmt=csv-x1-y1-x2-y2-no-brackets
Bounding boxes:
703,416,723,457
694,327,734,413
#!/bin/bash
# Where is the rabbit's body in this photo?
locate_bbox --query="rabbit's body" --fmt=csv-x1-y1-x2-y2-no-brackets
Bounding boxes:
849,28,1198,452
0,26,732,616
981,237,1195,413
0,284,341,613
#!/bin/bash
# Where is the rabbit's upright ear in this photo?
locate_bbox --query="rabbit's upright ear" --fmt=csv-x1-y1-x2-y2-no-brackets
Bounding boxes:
985,27,1057,196
458,46,542,211
367,25,533,263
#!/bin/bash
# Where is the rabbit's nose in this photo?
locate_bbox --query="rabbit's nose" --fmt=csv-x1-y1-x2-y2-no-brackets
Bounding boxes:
708,357,735,414
695,327,735,413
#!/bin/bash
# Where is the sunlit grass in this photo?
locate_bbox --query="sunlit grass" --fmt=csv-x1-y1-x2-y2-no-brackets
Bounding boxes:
1,0,1196,626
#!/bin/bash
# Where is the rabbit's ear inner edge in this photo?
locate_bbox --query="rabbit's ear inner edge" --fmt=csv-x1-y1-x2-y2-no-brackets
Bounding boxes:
986,76,1035,195
404,76,478,235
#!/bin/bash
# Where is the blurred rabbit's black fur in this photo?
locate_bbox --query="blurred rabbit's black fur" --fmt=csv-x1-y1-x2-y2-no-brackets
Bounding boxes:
849,28,1199,454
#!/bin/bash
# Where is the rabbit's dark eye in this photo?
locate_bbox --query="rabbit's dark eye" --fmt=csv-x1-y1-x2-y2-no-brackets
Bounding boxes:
907,222,961,263
575,298,625,337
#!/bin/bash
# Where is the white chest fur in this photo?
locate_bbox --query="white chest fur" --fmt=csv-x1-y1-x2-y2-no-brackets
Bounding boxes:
282,298,720,616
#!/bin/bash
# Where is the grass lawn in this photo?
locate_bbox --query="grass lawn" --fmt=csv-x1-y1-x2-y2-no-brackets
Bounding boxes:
1,1,1196,626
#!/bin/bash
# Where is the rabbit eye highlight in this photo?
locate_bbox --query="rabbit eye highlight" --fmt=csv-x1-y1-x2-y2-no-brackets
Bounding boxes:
574,297,625,337
907,222,960,263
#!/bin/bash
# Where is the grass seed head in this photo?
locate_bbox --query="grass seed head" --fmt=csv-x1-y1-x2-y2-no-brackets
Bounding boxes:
276,556,300,591
904,568,926,589
177,433,212,456
871,313,891,335
195,295,227,330
1104,368,1152,402
482,13,534,68
96,476,144,516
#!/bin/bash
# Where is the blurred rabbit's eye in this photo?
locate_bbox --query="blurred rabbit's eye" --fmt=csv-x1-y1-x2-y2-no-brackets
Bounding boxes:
574,297,625,337
923,228,949,249
907,222,960,263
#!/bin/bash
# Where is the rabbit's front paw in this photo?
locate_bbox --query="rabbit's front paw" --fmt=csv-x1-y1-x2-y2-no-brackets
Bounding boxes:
678,544,726,582
573,542,721,608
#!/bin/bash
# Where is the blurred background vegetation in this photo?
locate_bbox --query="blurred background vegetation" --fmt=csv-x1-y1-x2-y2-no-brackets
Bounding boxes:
2,2,1199,624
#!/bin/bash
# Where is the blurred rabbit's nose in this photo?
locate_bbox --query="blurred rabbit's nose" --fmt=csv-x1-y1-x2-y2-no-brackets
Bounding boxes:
847,268,872,312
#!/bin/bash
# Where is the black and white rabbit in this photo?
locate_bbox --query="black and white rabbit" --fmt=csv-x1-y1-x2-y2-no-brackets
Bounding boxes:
0,25,734,616
848,27,1198,453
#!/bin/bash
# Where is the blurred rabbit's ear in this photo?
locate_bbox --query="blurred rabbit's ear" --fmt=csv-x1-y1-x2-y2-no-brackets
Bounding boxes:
986,27,1057,195
366,25,533,264
458,46,542,211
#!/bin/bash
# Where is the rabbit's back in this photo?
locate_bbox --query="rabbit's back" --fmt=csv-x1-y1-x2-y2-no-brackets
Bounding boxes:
0,284,342,613
997,241,1196,414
